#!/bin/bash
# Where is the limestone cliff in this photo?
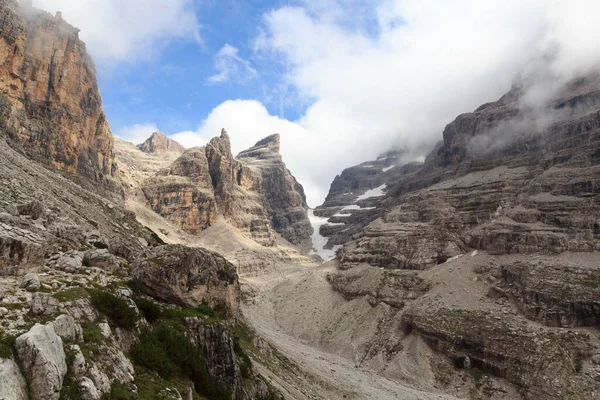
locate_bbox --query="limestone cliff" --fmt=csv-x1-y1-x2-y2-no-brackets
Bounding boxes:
137,131,185,154
316,73,600,399
0,0,117,183
141,129,312,247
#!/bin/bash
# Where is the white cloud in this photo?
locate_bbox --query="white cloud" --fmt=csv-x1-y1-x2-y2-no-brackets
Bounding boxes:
116,123,159,145
33,0,201,65
208,44,257,84
242,0,600,205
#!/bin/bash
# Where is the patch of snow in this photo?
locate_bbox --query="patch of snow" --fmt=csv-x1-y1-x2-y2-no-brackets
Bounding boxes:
362,165,374,168
356,184,387,201
445,254,463,263
332,213,352,217
326,222,346,226
382,166,394,172
307,210,341,262
471,250,478,257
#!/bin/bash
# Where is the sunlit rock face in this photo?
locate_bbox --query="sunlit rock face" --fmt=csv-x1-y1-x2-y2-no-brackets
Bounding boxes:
0,0,117,184
142,130,312,246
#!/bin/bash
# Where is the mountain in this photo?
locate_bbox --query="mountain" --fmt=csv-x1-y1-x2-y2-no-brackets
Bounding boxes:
0,0,116,185
137,132,186,154
311,74,600,399
140,129,312,247
0,4,290,400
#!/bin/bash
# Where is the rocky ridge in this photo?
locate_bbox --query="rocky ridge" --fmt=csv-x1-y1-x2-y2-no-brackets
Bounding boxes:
311,74,600,399
137,132,186,154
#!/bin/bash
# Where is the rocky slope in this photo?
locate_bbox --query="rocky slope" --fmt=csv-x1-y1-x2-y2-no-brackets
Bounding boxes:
310,74,600,399
0,0,117,185
139,130,312,247
137,132,186,154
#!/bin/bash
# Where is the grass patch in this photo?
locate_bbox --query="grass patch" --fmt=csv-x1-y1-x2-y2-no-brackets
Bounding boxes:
147,257,166,266
109,382,137,400
575,362,583,373
89,290,138,329
52,287,89,302
0,342,12,359
160,305,221,326
82,323,105,344
130,323,230,400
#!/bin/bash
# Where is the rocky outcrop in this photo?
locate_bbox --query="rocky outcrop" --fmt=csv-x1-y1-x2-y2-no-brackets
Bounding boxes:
15,323,67,400
137,132,186,154
0,358,28,400
186,319,244,399
132,245,240,312
142,129,311,247
142,147,218,233
489,257,600,327
317,73,600,398
402,309,595,399
238,134,312,246
0,0,117,184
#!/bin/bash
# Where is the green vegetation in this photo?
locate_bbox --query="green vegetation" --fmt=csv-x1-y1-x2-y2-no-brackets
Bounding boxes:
575,362,583,373
134,298,161,323
82,323,105,344
109,382,137,400
147,257,166,266
130,323,230,400
52,287,89,302
59,346,84,400
160,304,221,327
89,290,138,329
0,342,12,359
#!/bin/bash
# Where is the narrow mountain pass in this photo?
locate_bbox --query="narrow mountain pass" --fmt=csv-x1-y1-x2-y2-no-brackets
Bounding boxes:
240,263,461,400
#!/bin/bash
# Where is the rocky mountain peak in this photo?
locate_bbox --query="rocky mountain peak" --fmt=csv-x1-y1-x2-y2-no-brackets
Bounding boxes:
254,133,281,153
0,0,117,186
137,132,185,154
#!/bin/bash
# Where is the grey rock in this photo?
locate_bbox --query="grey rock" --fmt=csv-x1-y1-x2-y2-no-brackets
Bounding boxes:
20,273,40,291
133,245,240,311
69,344,87,378
30,292,60,316
0,358,28,400
15,323,67,400
79,377,101,400
52,314,83,341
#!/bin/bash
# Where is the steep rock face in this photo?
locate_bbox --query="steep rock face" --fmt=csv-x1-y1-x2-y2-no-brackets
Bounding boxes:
185,319,244,399
338,75,600,269
0,0,117,183
137,132,186,154
15,323,67,400
132,245,240,312
237,134,312,246
142,148,218,233
319,74,600,399
142,130,311,247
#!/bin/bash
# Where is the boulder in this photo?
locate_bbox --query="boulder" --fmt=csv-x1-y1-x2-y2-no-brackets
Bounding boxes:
52,314,83,341
0,358,28,400
133,245,240,312
15,323,67,400
20,273,40,291
79,377,101,400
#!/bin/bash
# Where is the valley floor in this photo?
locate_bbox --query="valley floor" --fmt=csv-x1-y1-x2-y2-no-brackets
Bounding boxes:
240,262,459,400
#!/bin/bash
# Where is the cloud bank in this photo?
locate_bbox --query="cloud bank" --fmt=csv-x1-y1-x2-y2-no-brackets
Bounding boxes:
33,0,201,64
51,0,600,206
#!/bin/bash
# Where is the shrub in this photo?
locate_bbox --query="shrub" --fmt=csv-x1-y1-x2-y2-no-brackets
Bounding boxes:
131,324,230,400
575,362,583,373
110,382,136,400
89,290,138,329
135,298,161,323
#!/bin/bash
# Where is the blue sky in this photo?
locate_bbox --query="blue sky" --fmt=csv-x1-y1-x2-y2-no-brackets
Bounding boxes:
100,0,300,135
35,0,599,206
